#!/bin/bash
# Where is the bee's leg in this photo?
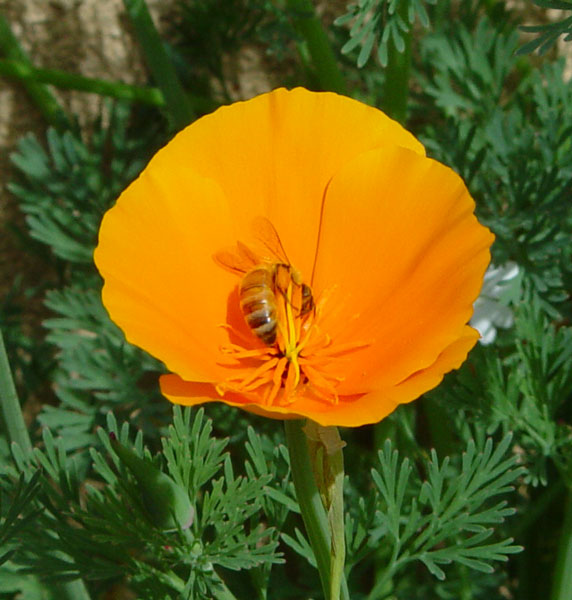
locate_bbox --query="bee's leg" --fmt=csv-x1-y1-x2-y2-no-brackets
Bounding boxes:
299,283,315,317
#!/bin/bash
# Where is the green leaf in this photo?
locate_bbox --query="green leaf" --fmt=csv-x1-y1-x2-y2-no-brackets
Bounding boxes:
336,0,435,67
369,435,523,587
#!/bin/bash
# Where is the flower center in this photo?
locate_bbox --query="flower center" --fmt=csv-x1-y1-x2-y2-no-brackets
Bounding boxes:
213,219,370,407
216,268,369,407
215,263,312,403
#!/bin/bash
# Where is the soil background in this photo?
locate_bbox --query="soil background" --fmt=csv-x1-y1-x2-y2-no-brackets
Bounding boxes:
0,0,164,306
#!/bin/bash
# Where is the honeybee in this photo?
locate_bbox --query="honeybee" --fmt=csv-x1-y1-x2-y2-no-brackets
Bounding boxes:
214,217,314,346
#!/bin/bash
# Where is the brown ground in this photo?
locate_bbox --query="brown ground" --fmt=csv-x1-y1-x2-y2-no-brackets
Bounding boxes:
0,0,155,305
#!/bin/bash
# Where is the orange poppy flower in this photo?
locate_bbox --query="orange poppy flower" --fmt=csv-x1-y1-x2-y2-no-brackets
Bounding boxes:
94,88,493,427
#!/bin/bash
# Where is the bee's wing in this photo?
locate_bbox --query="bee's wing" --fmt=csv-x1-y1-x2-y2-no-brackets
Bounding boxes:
213,241,260,275
251,216,290,264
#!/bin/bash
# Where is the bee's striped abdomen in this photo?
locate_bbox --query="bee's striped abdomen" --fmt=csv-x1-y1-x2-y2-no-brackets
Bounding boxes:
239,267,278,345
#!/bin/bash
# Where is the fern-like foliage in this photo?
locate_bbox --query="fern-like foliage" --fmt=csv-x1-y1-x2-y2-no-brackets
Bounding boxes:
8,104,153,264
518,1,572,55
8,104,170,452
436,293,572,488
4,408,288,599
0,471,42,567
419,18,572,310
335,0,436,67
419,19,519,119
0,277,54,407
367,435,523,598
40,285,165,452
283,434,522,599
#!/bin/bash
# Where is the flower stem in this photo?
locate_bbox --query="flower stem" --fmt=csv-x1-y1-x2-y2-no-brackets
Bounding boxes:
550,489,572,600
380,3,412,124
286,0,347,95
326,433,345,600
284,419,349,600
285,420,331,595
0,14,67,127
0,59,165,106
122,0,195,130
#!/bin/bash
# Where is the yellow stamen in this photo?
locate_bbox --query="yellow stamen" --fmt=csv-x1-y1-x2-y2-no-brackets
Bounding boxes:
282,279,301,388
265,356,288,405
274,362,298,406
300,362,342,404
220,345,275,360
220,356,279,394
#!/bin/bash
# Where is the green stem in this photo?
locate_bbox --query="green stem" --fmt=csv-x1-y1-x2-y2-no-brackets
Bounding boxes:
0,14,67,127
286,0,347,95
380,3,412,123
328,437,345,600
285,420,331,596
551,490,572,600
122,0,195,130
0,327,33,458
0,59,165,106
284,420,349,600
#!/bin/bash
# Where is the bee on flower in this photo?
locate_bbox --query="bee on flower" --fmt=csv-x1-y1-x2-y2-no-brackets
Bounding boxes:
94,88,494,427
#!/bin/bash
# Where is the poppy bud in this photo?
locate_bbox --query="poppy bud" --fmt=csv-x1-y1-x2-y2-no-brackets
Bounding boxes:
110,433,194,531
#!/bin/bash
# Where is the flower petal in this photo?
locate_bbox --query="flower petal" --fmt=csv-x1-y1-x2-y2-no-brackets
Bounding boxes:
95,88,491,427
159,375,302,420
150,87,425,279
95,166,237,382
312,145,494,394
